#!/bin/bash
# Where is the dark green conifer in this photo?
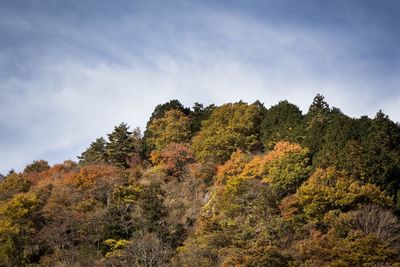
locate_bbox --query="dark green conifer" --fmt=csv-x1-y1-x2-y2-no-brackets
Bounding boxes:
78,137,107,165
106,123,142,168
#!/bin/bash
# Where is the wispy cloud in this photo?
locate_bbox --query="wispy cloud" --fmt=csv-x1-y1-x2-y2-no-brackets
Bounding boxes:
0,0,399,173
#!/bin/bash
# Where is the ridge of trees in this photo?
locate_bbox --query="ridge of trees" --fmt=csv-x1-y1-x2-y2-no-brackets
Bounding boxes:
1,95,400,266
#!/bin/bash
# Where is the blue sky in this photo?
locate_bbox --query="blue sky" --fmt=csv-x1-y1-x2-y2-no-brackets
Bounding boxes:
1,0,400,173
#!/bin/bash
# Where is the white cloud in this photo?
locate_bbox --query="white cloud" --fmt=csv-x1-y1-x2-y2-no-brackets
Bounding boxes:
0,3,399,173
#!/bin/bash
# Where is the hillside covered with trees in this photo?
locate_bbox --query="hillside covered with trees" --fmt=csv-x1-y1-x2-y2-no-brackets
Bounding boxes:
1,95,400,266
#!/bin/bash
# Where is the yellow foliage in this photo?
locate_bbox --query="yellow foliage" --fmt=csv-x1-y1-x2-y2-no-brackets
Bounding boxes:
216,150,251,186
217,141,310,197
147,109,191,151
288,168,392,222
104,239,130,258
193,102,262,164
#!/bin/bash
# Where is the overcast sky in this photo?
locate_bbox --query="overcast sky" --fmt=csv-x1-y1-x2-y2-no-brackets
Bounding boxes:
1,0,400,174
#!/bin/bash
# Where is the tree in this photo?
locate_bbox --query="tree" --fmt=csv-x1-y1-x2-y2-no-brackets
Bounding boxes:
362,111,400,196
190,102,215,134
78,137,107,165
150,143,195,178
106,123,142,168
312,110,359,169
307,94,330,117
123,232,172,267
0,172,31,201
293,205,400,266
0,192,40,266
261,142,311,198
260,100,304,149
193,102,263,164
144,100,190,154
23,160,50,173
302,94,331,155
145,110,191,152
217,142,311,198
282,168,392,223
215,149,251,186
146,100,190,127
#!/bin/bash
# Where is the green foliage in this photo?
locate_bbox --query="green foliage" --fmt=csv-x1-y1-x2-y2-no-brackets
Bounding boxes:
261,100,304,149
312,110,359,169
178,178,289,266
284,168,392,223
146,109,191,152
0,192,40,266
112,183,143,204
262,142,311,198
103,239,130,258
217,141,311,198
3,97,400,266
190,102,215,134
302,94,331,155
0,172,31,201
79,124,142,169
106,123,142,168
144,99,190,152
146,100,190,127
23,160,50,173
137,182,168,234
193,101,263,164
294,205,400,266
78,137,107,165
362,111,400,190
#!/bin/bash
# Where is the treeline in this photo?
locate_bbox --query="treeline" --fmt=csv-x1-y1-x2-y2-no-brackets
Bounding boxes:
1,95,400,266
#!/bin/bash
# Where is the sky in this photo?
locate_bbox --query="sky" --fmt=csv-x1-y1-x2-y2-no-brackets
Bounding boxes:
0,0,400,174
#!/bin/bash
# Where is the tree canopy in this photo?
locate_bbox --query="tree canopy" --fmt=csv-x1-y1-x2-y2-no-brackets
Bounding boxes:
2,96,400,266
193,101,264,164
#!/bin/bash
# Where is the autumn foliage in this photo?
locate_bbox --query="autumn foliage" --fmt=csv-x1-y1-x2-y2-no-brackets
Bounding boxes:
1,97,400,266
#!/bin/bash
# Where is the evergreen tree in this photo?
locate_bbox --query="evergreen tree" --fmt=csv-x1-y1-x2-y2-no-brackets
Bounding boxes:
106,123,141,168
260,100,304,149
78,137,107,165
189,102,215,134
362,111,400,208
303,94,331,155
313,109,359,169
147,100,190,124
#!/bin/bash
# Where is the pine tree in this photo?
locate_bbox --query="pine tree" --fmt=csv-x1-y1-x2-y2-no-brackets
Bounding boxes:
362,111,400,209
190,102,215,134
303,94,331,155
105,123,141,168
78,137,107,165
260,100,304,149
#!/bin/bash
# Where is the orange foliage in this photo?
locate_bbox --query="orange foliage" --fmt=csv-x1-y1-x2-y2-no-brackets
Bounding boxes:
242,141,306,180
267,141,304,158
215,150,251,186
27,160,79,186
62,164,122,188
150,143,195,178
279,194,300,219
241,154,268,180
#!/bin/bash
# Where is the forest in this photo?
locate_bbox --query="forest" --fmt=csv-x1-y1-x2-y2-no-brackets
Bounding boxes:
1,94,400,266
